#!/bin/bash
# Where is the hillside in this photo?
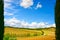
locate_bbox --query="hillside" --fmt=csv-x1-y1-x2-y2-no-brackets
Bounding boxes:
4,26,56,40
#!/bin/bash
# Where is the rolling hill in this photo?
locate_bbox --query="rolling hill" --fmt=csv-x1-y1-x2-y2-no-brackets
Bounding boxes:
3,26,56,40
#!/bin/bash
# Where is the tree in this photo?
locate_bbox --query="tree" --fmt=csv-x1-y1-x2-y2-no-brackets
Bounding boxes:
55,0,60,40
0,0,4,40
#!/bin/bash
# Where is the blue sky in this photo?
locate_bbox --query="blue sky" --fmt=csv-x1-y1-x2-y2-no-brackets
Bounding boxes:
4,0,56,28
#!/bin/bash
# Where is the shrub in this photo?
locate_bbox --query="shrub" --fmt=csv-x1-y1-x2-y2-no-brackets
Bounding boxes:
3,33,10,40
3,33,17,40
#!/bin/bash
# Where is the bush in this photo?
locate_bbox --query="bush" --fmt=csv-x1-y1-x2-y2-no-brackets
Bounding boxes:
3,33,17,40
3,34,10,40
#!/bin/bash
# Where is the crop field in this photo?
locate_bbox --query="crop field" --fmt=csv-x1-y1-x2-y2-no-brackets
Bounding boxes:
3,27,56,40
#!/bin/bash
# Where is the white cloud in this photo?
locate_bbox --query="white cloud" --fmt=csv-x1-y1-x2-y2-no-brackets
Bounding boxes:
53,24,56,27
4,12,14,16
20,0,33,8
4,0,13,8
4,0,16,11
49,24,56,27
45,24,56,28
4,17,21,27
4,17,56,28
4,0,18,16
4,3,11,8
4,0,13,14
35,2,42,9
4,0,12,2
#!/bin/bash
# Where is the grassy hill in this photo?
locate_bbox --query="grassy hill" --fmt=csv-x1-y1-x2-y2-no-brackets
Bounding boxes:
3,26,56,40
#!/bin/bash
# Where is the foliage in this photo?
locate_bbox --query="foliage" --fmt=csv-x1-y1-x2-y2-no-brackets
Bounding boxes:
3,33,17,40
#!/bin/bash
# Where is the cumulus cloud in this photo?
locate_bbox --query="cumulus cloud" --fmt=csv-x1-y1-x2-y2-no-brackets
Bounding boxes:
49,24,56,27
20,0,33,8
4,17,21,27
35,2,42,9
4,17,56,28
45,24,56,28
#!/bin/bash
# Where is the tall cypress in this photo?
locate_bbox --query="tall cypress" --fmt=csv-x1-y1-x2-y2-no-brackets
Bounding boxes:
55,0,60,40
0,0,4,40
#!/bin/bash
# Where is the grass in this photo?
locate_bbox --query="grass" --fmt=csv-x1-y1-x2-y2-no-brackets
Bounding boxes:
4,26,55,40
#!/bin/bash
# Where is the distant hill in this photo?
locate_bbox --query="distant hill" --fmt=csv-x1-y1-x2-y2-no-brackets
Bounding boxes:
4,26,55,30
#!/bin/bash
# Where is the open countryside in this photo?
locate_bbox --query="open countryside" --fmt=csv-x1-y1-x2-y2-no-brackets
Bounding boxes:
4,26,56,40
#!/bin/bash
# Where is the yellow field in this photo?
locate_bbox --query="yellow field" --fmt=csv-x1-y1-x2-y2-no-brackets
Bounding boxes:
4,27,56,40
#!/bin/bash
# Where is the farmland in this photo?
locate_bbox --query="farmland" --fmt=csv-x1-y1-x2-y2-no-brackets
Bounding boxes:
3,27,56,40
